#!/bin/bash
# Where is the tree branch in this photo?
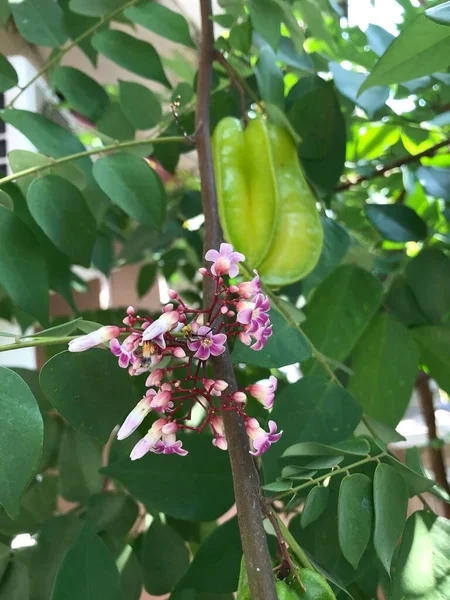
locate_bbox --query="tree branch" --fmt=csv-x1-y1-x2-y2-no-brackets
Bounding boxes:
195,1,277,598
336,136,450,192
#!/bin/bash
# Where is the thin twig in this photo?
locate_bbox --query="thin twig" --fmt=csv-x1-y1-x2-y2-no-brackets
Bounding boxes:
271,511,314,571
195,1,277,598
0,336,77,353
336,136,450,191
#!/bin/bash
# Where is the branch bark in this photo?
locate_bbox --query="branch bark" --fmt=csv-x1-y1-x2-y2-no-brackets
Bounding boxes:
336,136,450,191
195,1,277,598
416,370,450,518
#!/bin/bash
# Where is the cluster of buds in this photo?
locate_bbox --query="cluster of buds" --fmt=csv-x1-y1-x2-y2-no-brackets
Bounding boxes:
68,243,282,459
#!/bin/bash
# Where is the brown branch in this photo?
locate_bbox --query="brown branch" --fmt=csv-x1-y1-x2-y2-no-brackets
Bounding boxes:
195,1,278,598
336,136,450,192
416,370,450,518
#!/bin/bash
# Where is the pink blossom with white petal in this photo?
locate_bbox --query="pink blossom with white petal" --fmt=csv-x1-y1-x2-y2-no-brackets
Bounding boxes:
110,333,140,368
146,369,164,387
231,391,247,403
251,323,273,351
210,414,227,450
204,379,228,396
130,417,169,460
142,311,180,346
187,326,227,361
205,243,245,278
247,376,278,409
68,326,121,352
237,271,261,299
152,422,188,456
149,383,174,412
172,346,186,358
237,293,270,332
246,418,282,456
117,390,156,440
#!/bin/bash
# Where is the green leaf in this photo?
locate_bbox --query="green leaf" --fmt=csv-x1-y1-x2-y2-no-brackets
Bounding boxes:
69,0,123,16
249,0,281,51
85,492,138,538
263,376,361,483
302,265,383,377
92,30,171,88
176,519,242,594
102,434,234,521
373,463,408,574
51,66,109,122
338,474,373,569
0,0,10,27
301,486,330,528
229,19,252,54
58,427,103,503
8,149,86,193
28,515,82,600
137,263,158,298
426,0,450,26
0,54,17,92
412,326,450,393
255,44,285,110
273,0,304,54
93,153,166,228
38,414,63,472
96,102,135,142
52,523,120,600
9,0,67,47
0,367,43,518
406,249,450,325
365,203,427,242
302,217,351,295
361,415,405,445
27,176,97,267
60,0,98,65
261,480,293,491
0,191,13,211
232,308,311,367
0,560,29,600
386,455,436,497
124,1,195,48
283,439,371,458
119,81,162,130
391,511,450,600
40,349,133,443
141,521,189,595
348,313,419,427
360,14,450,92
30,317,83,338
404,447,447,503
0,206,49,324
385,275,428,328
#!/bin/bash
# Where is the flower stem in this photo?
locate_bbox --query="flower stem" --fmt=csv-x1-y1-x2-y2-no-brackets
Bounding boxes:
0,336,77,353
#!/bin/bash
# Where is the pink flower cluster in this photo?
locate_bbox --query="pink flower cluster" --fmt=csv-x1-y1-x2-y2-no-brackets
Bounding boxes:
68,244,281,459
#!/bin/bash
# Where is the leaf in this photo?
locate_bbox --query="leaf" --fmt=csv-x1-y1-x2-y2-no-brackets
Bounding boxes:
386,455,436,497
31,317,83,338
0,54,17,92
255,44,285,110
338,474,373,569
404,447,447,504
51,66,109,122
249,0,281,51
175,519,242,594
0,191,13,211
348,313,419,427
137,263,158,298
93,153,166,228
361,415,405,445
301,486,330,528
263,376,361,483
52,523,120,600
273,0,304,54
60,0,98,65
417,166,450,200
69,0,123,16
391,511,448,600
58,427,103,503
365,24,394,56
413,326,450,393
27,176,97,267
141,521,189,595
85,492,138,538
360,14,450,92
119,81,162,130
406,249,450,324
102,434,234,521
385,275,428,328
96,102,135,142
373,463,408,574
302,265,383,377
0,560,29,600
9,0,67,47
425,0,450,26
232,308,311,367
302,217,351,295
283,439,371,458
92,30,171,88
124,2,195,48
40,349,133,443
365,203,427,242
8,149,86,193
261,480,293,492
0,206,49,324
0,367,43,518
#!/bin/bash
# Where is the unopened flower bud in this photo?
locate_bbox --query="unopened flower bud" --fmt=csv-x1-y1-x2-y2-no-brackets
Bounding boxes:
199,267,208,275
168,289,178,299
127,306,135,316
232,391,247,403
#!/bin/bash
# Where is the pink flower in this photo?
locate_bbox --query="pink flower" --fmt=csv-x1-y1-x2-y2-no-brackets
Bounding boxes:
172,346,186,358
146,369,164,387
251,323,273,351
232,391,247,403
187,326,227,361
110,333,140,368
117,390,156,440
245,418,282,456
68,326,121,352
149,383,173,412
210,414,227,450
204,379,228,396
247,376,277,409
237,293,270,332
237,271,261,299
205,243,245,278
142,311,180,347
130,417,169,460
152,422,188,456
